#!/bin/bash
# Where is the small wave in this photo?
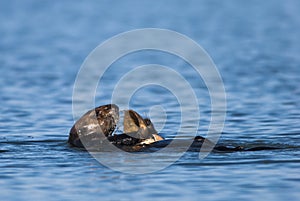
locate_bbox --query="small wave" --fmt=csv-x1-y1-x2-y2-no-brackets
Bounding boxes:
176,159,300,166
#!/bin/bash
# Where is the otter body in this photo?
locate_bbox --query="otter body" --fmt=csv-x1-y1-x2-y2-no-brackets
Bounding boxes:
68,104,164,151
69,104,279,152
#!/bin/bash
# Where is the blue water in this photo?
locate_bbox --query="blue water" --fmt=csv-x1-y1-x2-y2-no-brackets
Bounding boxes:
1,0,300,200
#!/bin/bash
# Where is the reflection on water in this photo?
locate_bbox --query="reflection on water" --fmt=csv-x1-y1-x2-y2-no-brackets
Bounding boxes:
1,0,300,200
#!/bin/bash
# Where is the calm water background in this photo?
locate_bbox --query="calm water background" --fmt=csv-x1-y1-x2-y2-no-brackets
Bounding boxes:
1,0,300,200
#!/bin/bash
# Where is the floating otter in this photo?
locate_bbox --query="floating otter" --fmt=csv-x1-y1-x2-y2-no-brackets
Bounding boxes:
68,104,164,150
69,104,279,152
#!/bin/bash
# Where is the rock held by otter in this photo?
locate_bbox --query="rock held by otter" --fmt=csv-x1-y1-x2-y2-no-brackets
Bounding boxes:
68,104,119,148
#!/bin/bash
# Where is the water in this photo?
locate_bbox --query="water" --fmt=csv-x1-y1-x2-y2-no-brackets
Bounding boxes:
1,0,300,200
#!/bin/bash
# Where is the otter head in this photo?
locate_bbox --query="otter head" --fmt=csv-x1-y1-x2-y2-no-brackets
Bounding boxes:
123,110,164,144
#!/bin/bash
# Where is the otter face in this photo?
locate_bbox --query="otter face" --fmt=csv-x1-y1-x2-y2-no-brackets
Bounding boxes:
124,110,154,139
143,118,159,137
123,110,164,143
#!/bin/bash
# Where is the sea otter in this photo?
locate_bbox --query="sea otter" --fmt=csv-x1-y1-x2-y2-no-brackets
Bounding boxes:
69,104,279,152
68,104,164,150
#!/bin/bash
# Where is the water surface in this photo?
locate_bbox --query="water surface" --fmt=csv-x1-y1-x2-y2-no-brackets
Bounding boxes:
1,0,300,200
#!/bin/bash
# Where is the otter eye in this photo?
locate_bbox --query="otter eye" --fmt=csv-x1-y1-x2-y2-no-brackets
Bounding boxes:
144,118,151,126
